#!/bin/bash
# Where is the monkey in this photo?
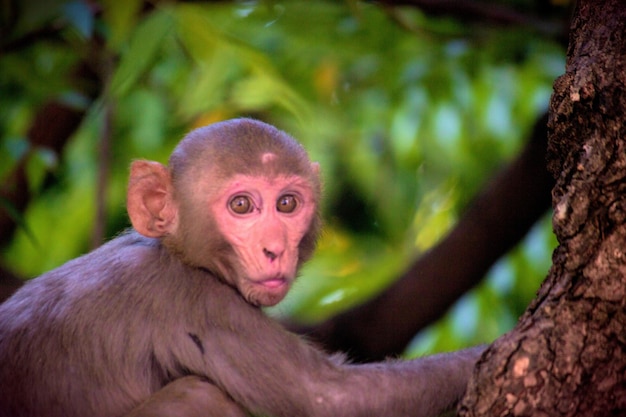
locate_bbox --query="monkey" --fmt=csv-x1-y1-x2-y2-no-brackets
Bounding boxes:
0,118,485,417
126,376,247,417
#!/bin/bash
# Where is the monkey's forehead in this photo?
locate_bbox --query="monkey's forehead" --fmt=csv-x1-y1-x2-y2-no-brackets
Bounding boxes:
197,173,320,207
222,173,314,187
206,152,317,180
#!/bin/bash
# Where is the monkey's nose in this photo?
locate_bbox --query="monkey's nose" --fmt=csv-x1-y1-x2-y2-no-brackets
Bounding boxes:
263,248,278,261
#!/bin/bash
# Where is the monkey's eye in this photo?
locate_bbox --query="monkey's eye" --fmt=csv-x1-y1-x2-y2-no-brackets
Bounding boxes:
276,194,298,213
229,195,253,214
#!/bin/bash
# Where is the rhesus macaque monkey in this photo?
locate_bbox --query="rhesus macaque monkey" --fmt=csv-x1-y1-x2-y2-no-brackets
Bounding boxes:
0,118,484,417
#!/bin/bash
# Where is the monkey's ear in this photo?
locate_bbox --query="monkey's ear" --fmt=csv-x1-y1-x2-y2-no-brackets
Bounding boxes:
127,160,178,238
311,162,320,175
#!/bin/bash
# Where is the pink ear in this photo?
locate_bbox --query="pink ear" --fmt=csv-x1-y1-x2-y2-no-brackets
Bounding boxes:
127,160,178,238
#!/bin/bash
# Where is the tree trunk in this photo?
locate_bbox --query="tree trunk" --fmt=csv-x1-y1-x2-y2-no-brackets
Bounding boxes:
459,1,626,416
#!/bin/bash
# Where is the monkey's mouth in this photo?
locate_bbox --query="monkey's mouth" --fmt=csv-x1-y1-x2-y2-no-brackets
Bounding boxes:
257,277,287,289
247,277,291,307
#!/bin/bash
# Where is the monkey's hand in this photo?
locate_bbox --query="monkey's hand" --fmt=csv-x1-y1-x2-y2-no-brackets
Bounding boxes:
125,376,247,417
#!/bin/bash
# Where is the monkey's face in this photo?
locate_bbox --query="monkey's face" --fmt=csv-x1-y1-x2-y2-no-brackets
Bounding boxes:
127,119,322,307
209,174,318,307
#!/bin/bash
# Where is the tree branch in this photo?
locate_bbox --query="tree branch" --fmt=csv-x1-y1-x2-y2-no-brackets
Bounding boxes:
381,0,568,38
297,113,553,362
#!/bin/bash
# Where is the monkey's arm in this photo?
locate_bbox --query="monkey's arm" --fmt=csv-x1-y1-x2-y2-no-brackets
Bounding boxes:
333,346,486,417
178,292,485,417
214,330,483,417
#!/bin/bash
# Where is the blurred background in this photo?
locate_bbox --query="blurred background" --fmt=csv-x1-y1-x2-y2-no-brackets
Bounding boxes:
0,0,569,358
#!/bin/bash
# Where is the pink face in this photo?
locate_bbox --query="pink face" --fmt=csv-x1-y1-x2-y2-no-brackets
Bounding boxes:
210,173,317,306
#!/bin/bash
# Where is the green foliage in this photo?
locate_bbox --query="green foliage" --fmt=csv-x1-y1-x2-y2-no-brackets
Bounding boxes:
109,10,175,98
0,0,565,352
405,215,558,355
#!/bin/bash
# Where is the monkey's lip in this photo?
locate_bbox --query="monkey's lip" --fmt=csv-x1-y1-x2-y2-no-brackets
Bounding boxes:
252,275,289,290
254,276,288,289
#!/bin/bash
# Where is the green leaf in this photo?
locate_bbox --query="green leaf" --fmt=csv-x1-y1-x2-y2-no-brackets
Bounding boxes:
412,184,458,251
101,0,143,50
0,137,29,180
174,5,220,61
230,72,311,122
25,147,59,192
177,48,238,117
118,89,167,154
0,196,38,248
109,9,174,97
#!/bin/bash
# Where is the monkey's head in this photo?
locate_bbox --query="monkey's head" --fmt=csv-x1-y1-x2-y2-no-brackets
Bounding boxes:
127,118,321,307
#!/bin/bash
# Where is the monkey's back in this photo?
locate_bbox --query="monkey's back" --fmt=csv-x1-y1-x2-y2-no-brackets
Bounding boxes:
0,231,216,417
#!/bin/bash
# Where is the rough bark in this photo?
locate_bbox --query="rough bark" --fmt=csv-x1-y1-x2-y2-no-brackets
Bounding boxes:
459,1,626,415
298,114,553,361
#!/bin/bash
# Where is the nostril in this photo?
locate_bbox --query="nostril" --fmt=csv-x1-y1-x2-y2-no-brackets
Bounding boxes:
263,248,277,261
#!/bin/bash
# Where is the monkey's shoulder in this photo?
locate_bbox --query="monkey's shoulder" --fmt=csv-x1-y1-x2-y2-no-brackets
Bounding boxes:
0,230,243,337
2,230,216,310
34,230,160,278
